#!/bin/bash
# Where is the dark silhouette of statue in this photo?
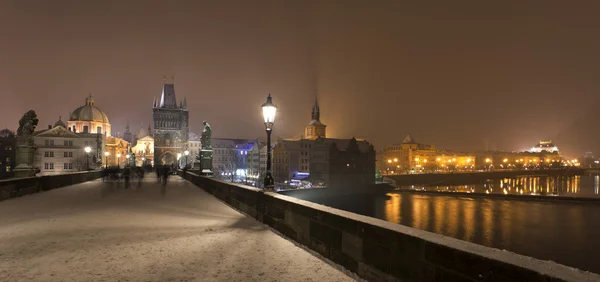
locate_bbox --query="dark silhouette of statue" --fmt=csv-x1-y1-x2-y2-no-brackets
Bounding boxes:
17,110,39,145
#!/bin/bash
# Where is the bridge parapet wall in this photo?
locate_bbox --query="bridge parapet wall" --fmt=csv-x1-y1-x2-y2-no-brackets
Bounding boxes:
180,171,598,282
0,171,102,201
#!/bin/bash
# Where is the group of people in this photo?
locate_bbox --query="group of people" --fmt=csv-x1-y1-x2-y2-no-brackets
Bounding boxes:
102,166,146,188
101,164,179,188
156,164,177,185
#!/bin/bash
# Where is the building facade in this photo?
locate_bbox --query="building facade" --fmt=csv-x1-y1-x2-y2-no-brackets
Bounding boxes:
188,132,202,166
211,138,254,182
246,139,270,187
152,80,189,166
131,136,154,167
0,129,16,179
314,137,376,189
33,120,108,175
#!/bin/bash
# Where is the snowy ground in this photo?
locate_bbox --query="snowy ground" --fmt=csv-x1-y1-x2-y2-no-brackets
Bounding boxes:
0,176,358,282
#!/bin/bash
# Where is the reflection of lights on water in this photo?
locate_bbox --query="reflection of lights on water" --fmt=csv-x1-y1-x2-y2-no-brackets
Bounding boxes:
520,189,523,194
503,188,508,194
485,190,490,194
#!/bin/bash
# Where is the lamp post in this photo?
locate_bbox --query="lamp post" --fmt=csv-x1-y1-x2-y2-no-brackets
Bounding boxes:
261,94,277,190
126,154,130,167
117,153,121,168
104,151,110,168
84,146,92,170
184,150,189,169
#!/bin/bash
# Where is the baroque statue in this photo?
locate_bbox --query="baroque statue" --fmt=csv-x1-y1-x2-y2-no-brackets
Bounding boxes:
16,110,39,145
201,120,212,150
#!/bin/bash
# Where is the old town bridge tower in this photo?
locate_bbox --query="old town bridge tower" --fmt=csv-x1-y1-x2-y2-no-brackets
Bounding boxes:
152,78,189,166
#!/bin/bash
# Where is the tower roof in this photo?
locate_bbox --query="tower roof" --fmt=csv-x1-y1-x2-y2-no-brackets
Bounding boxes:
159,83,177,108
311,96,320,121
402,135,416,144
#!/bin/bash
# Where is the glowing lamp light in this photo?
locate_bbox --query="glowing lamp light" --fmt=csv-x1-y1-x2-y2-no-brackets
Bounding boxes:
261,94,277,131
466,158,472,163
415,158,419,161
84,146,91,153
184,150,189,156
117,153,121,158
393,158,398,162
485,158,491,163
387,159,392,163
126,154,130,159
177,153,182,160
104,151,110,157
503,159,508,163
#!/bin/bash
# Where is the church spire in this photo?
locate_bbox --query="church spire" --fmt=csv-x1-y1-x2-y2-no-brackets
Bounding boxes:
311,96,320,121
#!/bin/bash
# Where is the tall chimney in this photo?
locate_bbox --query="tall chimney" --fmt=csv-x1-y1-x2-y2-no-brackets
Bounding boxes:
48,125,52,129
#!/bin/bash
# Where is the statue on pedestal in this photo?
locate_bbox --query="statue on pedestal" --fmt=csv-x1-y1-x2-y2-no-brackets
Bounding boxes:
14,110,39,178
198,120,213,176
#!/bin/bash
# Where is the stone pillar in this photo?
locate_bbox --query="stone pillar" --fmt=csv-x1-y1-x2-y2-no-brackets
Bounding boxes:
13,143,36,178
200,149,213,176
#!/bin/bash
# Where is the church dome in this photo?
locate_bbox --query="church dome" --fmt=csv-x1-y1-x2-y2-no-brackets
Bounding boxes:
54,116,66,128
69,95,109,123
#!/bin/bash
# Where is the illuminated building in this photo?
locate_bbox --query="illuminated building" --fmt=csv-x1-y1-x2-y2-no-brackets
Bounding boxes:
246,139,270,187
33,117,121,174
304,97,326,140
529,140,559,153
187,132,202,164
152,79,189,166
273,138,306,186
0,129,16,179
380,135,436,174
131,136,154,167
379,135,476,174
68,95,111,136
211,138,254,182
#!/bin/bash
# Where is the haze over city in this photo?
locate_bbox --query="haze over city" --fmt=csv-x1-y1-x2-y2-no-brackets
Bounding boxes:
2,0,600,156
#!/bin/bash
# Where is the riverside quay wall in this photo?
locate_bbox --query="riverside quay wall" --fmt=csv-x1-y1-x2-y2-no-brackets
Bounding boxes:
180,171,598,282
0,170,103,201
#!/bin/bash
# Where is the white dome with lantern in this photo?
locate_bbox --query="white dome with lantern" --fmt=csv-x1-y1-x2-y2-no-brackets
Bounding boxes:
67,95,112,136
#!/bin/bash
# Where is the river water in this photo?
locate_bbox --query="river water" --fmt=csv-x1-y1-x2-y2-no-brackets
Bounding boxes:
318,173,600,274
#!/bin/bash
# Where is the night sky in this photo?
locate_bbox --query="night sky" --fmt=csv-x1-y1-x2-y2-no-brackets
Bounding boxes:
1,1,599,157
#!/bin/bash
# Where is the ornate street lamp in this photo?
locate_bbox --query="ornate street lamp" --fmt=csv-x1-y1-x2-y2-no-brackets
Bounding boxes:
104,151,110,168
261,94,277,190
184,150,189,169
84,146,92,170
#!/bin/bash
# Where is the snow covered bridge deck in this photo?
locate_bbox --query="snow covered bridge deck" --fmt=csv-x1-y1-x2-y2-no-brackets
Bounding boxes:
0,176,357,281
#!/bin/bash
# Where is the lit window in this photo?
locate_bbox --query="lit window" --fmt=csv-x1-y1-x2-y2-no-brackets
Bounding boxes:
5,166,10,172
